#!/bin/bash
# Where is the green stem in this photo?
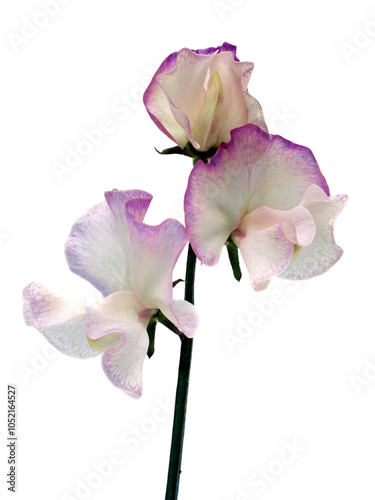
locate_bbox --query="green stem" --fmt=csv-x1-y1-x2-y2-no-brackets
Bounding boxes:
165,244,197,500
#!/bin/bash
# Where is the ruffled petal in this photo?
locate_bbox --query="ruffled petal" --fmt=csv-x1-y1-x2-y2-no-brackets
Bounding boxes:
209,54,267,144
144,48,210,149
280,185,348,280
85,291,151,398
193,42,239,60
125,215,188,312
162,299,199,339
23,283,98,359
88,291,153,337
101,335,149,399
236,205,316,247
227,125,330,210
65,190,152,297
102,191,189,321
185,124,329,265
158,49,212,121
157,49,213,149
239,225,294,290
233,205,315,290
143,51,182,145
105,189,152,224
242,66,268,134
144,47,267,152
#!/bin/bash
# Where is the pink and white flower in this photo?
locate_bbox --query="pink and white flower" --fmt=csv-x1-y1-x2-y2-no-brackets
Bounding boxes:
23,190,198,398
185,124,347,290
144,42,267,152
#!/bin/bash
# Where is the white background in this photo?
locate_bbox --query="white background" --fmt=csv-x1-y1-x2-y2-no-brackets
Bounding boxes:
1,0,374,499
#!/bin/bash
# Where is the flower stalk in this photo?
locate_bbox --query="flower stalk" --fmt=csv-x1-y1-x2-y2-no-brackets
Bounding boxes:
165,244,196,500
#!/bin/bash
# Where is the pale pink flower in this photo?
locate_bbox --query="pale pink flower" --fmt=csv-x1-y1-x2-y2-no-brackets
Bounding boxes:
144,42,267,152
23,190,198,397
185,125,347,290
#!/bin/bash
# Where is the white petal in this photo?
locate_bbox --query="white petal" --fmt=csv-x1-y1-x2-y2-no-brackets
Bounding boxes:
125,217,188,313
161,299,199,339
65,190,152,296
157,48,213,148
238,225,294,290
23,283,98,359
280,185,348,279
236,205,316,247
85,291,151,398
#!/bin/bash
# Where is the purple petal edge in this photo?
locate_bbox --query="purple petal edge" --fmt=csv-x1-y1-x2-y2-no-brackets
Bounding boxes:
143,43,239,143
223,124,331,196
193,42,239,60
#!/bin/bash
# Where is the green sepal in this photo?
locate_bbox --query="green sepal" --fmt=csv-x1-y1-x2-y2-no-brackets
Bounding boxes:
173,278,184,288
146,317,157,358
226,238,242,282
155,142,218,165
156,311,184,340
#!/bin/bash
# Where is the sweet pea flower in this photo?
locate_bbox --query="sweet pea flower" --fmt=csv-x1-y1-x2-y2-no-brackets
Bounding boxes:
144,42,267,153
23,190,198,397
185,124,347,290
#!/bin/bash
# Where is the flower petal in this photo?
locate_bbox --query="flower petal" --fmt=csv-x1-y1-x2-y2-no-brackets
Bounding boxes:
238,225,294,290
101,333,149,399
165,95,200,149
281,205,316,247
157,49,213,149
144,48,211,149
143,51,182,145
164,299,199,339
125,215,190,321
242,66,269,135
103,191,189,320
23,283,98,359
185,124,329,265
105,189,152,223
236,205,316,247
85,291,151,398
208,54,267,144
233,205,315,290
88,291,152,339
112,199,198,337
194,42,239,60
190,70,224,151
280,185,348,280
65,190,152,297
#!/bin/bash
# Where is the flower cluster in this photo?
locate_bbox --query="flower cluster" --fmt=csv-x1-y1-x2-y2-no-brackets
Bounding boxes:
23,42,347,397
